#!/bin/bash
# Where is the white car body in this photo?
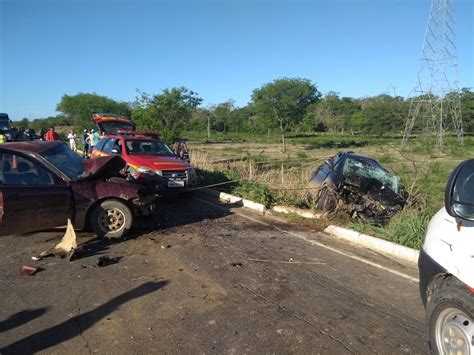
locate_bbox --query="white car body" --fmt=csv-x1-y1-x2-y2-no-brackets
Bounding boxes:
423,207,474,289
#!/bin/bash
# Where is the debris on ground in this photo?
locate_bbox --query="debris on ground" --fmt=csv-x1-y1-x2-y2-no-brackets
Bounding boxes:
35,219,77,260
20,265,39,276
97,256,121,267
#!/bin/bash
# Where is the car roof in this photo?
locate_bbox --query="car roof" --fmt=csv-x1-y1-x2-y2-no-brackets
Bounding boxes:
1,141,62,153
337,151,379,163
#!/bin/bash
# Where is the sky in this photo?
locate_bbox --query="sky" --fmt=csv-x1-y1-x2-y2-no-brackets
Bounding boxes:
0,0,473,120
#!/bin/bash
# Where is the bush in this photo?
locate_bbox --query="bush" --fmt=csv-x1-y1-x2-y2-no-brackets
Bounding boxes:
232,181,275,208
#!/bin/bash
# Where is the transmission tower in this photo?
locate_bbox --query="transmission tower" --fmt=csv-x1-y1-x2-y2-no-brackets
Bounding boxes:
402,0,463,149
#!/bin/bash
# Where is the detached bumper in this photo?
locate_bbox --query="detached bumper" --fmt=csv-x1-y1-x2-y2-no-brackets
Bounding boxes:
418,249,447,307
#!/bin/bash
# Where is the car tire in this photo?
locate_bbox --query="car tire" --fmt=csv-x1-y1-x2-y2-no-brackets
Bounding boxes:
426,281,474,355
91,200,133,239
315,185,336,212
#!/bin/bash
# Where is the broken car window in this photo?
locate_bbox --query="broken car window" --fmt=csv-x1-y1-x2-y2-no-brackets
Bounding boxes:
342,157,400,193
40,144,86,180
0,153,54,186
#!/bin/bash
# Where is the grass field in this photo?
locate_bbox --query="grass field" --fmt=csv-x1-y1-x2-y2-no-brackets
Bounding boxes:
185,131,473,249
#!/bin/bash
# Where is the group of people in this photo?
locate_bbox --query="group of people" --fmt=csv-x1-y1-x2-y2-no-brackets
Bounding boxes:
80,129,99,158
40,127,99,158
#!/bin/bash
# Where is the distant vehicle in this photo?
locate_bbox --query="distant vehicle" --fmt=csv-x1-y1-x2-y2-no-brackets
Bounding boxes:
307,152,406,222
90,114,197,195
0,113,13,141
418,158,473,355
0,141,155,239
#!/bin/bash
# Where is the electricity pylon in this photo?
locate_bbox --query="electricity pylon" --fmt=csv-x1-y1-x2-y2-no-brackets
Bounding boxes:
402,0,463,149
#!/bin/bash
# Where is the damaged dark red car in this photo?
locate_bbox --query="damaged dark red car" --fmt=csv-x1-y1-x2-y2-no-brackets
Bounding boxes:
0,141,155,239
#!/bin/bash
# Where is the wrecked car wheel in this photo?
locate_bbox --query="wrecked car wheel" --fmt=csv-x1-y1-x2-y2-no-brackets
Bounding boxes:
91,200,133,239
315,186,336,212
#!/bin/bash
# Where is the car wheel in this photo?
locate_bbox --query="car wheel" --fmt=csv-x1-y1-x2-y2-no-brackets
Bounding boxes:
315,185,336,212
426,282,474,355
91,200,133,239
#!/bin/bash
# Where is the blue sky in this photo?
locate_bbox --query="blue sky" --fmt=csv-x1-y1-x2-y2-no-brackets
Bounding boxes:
1,0,473,120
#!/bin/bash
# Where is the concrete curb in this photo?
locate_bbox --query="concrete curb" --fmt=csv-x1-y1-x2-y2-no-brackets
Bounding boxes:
324,225,419,264
202,188,266,214
201,188,419,264
272,205,322,219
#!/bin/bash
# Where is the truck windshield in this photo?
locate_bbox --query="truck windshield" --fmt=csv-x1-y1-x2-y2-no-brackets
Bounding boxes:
40,144,86,180
125,139,175,156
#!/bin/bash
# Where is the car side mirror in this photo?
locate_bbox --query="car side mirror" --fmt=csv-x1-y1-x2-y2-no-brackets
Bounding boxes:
445,159,474,221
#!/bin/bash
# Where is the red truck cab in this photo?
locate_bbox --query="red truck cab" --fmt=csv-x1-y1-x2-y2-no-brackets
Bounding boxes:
90,114,196,194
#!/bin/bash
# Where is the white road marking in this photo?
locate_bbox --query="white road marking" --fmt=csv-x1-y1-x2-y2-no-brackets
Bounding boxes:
194,197,420,283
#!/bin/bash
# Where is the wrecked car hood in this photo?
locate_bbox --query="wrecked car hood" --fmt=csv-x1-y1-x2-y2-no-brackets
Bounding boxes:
80,156,126,181
343,172,406,207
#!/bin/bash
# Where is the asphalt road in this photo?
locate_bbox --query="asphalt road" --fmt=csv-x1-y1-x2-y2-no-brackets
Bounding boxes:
0,193,427,354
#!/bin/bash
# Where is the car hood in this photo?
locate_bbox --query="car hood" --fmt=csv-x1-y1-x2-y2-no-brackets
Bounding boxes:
79,156,126,180
125,155,191,170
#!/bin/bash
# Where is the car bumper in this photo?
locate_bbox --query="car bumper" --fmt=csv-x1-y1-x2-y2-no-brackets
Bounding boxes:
135,176,194,195
418,249,447,307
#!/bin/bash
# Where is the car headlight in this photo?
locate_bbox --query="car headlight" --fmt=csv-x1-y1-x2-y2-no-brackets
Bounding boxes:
136,166,156,175
155,170,163,176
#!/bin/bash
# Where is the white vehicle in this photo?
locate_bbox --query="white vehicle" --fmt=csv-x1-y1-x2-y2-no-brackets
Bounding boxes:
419,158,474,354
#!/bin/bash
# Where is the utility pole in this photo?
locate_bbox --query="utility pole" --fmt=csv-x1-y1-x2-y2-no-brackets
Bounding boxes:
402,0,463,149
207,115,211,140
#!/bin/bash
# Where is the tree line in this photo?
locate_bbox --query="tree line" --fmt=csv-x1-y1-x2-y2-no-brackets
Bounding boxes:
15,77,474,151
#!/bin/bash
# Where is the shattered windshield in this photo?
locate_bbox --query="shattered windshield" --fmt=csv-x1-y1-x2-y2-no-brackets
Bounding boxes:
343,157,400,193
125,139,175,157
40,143,86,180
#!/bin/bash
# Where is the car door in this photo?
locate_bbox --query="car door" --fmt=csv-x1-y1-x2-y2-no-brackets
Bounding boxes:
0,151,73,236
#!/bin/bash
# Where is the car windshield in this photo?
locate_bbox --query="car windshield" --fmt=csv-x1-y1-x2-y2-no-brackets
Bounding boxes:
40,143,86,180
125,139,175,156
343,157,400,193
98,121,135,134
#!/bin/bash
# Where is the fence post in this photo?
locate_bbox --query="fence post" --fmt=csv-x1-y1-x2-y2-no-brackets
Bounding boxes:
281,162,284,184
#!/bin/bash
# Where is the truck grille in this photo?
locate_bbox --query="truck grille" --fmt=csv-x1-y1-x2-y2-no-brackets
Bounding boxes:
162,170,188,181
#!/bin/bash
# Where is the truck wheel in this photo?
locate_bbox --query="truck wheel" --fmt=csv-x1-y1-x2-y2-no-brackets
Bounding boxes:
91,200,133,239
426,283,474,355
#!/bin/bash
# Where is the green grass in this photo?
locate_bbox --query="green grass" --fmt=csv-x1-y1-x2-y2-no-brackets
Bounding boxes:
192,132,474,250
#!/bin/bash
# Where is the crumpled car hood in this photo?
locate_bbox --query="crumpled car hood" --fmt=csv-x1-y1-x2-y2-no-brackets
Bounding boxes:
80,156,126,181
344,173,405,206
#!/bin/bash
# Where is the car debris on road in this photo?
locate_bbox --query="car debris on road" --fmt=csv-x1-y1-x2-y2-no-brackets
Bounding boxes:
307,151,406,223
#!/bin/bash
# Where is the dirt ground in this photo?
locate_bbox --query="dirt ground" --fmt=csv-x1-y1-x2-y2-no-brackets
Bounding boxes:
0,193,427,354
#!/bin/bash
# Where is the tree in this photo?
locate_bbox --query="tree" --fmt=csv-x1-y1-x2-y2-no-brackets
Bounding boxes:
132,87,202,144
251,78,321,152
212,100,235,132
361,95,408,136
17,118,29,129
56,93,131,130
460,88,474,133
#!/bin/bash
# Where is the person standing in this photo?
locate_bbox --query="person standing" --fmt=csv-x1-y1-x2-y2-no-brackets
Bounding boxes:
67,131,77,152
88,129,97,155
45,127,59,141
0,129,6,144
82,129,90,158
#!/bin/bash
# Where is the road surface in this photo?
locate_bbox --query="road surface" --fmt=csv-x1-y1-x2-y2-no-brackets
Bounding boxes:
0,193,427,354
